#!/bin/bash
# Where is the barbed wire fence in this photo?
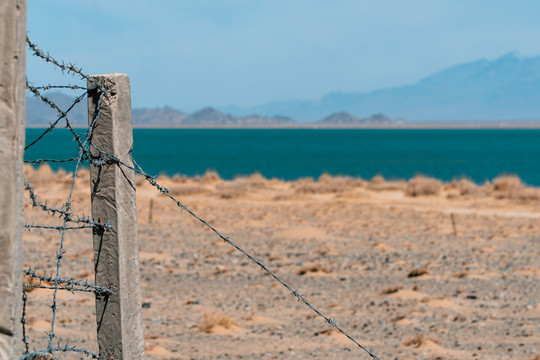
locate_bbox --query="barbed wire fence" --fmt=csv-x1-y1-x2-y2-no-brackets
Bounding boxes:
21,36,380,360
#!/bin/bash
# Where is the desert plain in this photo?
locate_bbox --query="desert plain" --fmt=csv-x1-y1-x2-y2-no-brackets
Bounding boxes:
21,165,540,360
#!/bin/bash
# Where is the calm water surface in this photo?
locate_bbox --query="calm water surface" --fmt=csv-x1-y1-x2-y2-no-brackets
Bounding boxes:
24,129,540,186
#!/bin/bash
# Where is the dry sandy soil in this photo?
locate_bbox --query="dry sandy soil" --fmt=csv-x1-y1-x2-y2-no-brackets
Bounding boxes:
21,165,540,360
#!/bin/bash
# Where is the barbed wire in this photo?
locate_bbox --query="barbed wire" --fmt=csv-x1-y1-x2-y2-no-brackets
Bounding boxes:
23,35,381,360
23,269,112,296
23,35,109,359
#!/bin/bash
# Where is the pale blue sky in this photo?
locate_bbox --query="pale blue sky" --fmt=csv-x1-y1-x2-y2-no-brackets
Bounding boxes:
26,0,540,112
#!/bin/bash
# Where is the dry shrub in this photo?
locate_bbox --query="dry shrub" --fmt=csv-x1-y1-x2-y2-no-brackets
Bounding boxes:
216,181,246,199
455,178,485,196
317,172,334,183
370,175,385,185
199,169,222,184
169,185,208,197
243,172,268,189
199,312,238,333
295,175,353,194
351,178,367,187
515,187,540,202
492,175,539,202
296,264,331,275
493,175,522,192
380,285,402,295
405,176,442,196
407,267,429,278
403,334,438,348
453,270,469,278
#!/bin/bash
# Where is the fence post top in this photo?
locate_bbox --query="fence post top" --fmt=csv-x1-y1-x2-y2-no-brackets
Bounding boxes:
89,73,129,79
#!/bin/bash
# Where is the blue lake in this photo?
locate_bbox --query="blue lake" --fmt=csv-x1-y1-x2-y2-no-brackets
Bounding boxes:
24,128,540,186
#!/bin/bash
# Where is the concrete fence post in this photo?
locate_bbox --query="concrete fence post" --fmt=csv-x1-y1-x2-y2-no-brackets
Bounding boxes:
0,0,26,358
87,74,144,359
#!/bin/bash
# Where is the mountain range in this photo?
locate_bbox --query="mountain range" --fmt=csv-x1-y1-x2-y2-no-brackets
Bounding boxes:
26,93,397,127
26,53,540,126
221,53,540,122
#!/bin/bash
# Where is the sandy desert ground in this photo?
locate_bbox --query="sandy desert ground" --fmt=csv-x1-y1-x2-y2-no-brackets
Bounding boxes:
21,165,540,360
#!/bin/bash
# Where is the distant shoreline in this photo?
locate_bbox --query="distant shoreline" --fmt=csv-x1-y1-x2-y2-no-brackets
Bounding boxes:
25,120,540,129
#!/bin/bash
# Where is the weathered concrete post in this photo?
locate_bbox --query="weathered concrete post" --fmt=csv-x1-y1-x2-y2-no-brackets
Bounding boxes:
0,0,26,358
87,74,144,359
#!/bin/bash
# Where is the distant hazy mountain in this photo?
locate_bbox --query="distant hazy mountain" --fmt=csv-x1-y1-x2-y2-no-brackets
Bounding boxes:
319,112,397,124
26,95,295,127
132,106,188,125
221,53,540,122
26,92,87,126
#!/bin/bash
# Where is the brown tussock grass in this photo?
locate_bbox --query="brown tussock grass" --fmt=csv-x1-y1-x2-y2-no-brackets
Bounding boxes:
455,178,486,196
215,182,246,199
198,170,222,184
405,176,442,196
402,334,439,348
294,174,355,194
492,175,540,201
296,264,331,275
381,285,402,295
407,267,429,278
199,312,239,333
453,270,469,278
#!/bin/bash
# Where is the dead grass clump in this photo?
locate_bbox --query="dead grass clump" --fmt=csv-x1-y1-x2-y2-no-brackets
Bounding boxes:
296,264,331,276
317,172,334,183
199,170,222,184
169,185,208,197
453,270,469,278
199,312,238,333
492,175,539,202
216,182,246,199
403,334,438,348
243,172,268,189
456,178,484,196
296,175,353,194
370,175,385,185
407,267,429,278
380,285,402,295
515,187,540,202
405,176,442,196
492,175,528,200
493,175,522,192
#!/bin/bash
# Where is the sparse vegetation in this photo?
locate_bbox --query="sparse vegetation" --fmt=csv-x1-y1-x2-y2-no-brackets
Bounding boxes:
199,312,239,333
405,175,442,196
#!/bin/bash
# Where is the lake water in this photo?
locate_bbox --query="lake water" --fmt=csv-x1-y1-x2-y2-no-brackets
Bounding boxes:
24,128,540,186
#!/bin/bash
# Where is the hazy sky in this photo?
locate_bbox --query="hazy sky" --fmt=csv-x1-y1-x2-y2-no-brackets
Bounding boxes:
26,0,540,111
